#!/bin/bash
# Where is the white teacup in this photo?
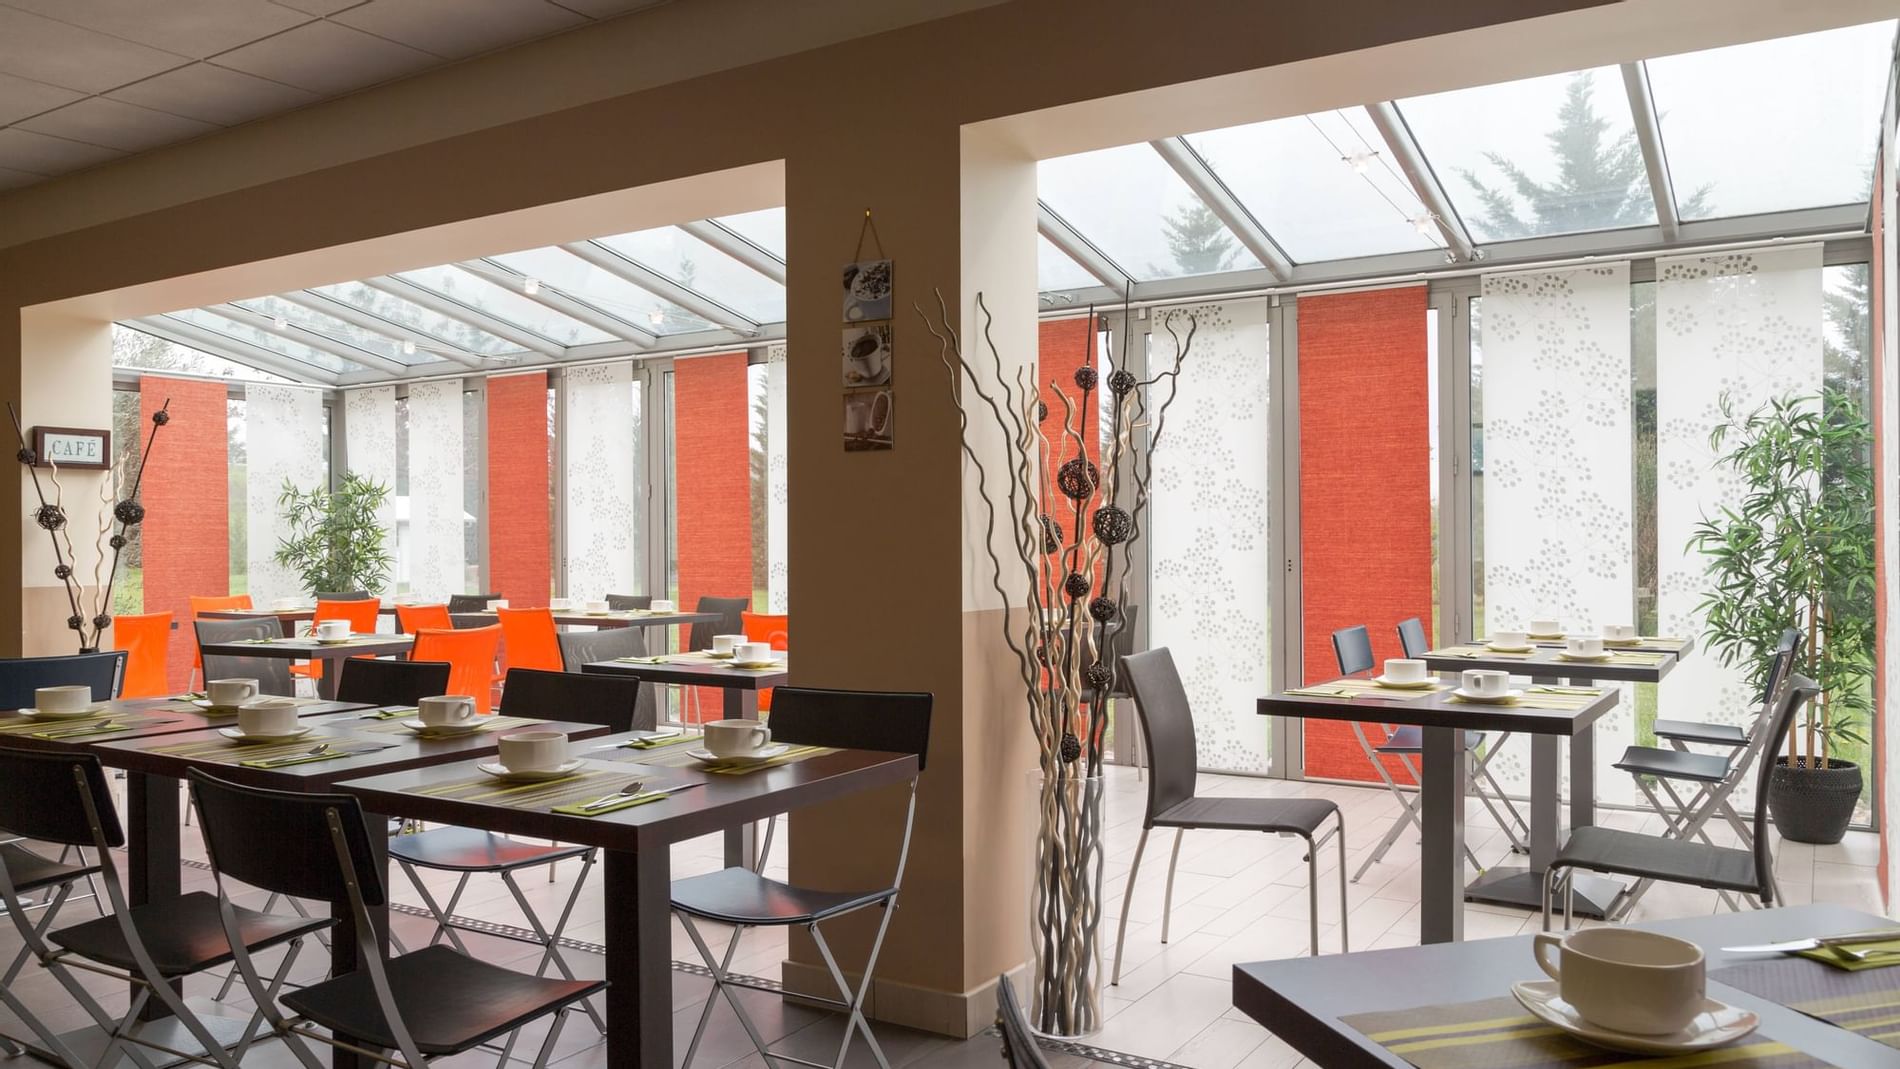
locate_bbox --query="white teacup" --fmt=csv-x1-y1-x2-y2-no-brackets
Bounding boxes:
1489,630,1528,649
584,599,610,613
1529,618,1561,636
735,642,774,664
711,633,746,655
1382,658,1426,684
1602,622,1637,642
486,599,510,611
1566,635,1605,658
314,619,350,641
34,684,94,715
650,599,677,613
497,730,568,772
703,719,771,757
1533,928,1705,1035
271,596,302,611
237,698,300,737
1462,669,1510,697
208,678,260,708
418,695,476,728
548,597,571,611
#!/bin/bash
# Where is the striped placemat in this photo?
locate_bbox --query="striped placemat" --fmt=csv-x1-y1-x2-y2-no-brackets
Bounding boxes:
410,766,629,810
1714,957,1900,1050
8,714,181,740
1433,646,1537,660
354,714,542,737
1342,996,1833,1068
1285,679,1449,700
1447,692,1599,711
146,733,386,766
621,743,836,774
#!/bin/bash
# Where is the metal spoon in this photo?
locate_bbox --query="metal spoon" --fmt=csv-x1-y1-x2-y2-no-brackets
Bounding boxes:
578,781,647,812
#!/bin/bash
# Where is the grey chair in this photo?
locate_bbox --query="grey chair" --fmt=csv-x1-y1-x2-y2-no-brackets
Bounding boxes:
1112,647,1346,984
1394,617,1528,851
1545,674,1819,930
995,974,1049,1069
334,658,452,708
446,593,501,614
0,651,127,709
676,596,751,719
314,590,372,601
558,629,658,730
604,594,651,612
195,617,293,697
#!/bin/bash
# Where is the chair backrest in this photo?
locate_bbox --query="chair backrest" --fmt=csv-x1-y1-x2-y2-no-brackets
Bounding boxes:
335,658,452,707
765,687,933,772
112,612,173,698
741,611,790,649
1395,617,1429,659
1753,674,1820,893
1120,647,1198,825
314,597,380,635
446,593,501,614
496,607,563,672
0,651,128,710
500,667,650,732
395,603,452,634
689,596,752,652
410,625,502,713
558,626,646,668
187,769,385,907
605,594,651,612
1762,628,1802,702
1331,625,1375,677
195,617,294,696
315,590,372,601
995,974,1050,1069
0,745,124,849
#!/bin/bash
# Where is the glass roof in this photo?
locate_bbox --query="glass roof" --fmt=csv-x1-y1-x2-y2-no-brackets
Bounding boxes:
597,227,785,323
311,283,526,358
487,247,714,336
233,295,444,366
394,265,616,347
163,307,356,375
1037,234,1100,292
1040,142,1265,281
714,208,786,259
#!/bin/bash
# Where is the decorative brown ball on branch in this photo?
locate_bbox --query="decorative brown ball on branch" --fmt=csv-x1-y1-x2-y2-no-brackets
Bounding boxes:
1056,458,1099,500
35,504,65,531
1072,366,1097,392
1039,514,1063,554
1107,368,1137,396
91,614,111,630
1088,596,1117,623
109,535,127,549
1059,732,1082,763
1091,505,1132,545
1063,572,1090,599
53,564,71,580
151,410,170,426
1086,661,1112,689
66,615,83,631
16,448,34,465
113,500,145,525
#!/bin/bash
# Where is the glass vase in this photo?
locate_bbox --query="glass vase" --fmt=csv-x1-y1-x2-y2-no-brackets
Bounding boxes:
1025,767,1106,1038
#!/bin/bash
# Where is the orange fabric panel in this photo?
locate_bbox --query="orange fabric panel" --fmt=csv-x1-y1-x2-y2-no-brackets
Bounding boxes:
141,377,231,691
113,611,173,698
1297,287,1435,784
674,353,754,717
412,625,502,714
486,373,551,604
1037,318,1108,596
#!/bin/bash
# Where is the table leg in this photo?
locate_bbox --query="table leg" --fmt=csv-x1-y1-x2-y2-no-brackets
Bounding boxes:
127,773,182,1020
1567,704,1595,831
723,690,759,870
1465,705,1621,918
331,813,391,1069
604,848,672,1069
316,657,340,701
1419,726,1466,944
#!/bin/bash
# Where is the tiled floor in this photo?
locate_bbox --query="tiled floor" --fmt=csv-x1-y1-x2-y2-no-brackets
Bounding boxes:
0,765,1887,1069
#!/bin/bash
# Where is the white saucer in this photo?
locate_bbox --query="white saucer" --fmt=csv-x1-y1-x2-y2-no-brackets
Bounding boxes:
584,610,613,617
1527,632,1565,641
477,759,584,783
313,637,355,645
218,725,313,745
402,718,481,736
1511,981,1757,1055
1452,687,1523,704
1371,675,1434,689
1485,643,1535,653
732,659,783,670
18,703,103,719
688,744,789,766
703,650,735,659
1558,650,1613,661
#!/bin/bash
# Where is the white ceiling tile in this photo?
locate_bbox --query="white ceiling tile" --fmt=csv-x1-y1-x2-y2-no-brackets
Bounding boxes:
548,0,668,17
0,0,312,59
0,7,189,92
0,127,125,176
107,62,318,125
0,72,85,125
17,97,222,151
210,19,439,93
0,166,44,191
268,0,369,14
335,0,589,60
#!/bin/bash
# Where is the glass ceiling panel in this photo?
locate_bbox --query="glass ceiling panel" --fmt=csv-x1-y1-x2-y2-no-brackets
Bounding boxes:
113,323,295,384
163,307,356,374
1039,143,1263,281
312,283,527,357
1399,66,1654,244
714,208,786,260
595,228,787,323
1186,107,1441,262
1037,234,1100,292
395,265,614,347
487,248,715,336
1648,21,1895,220
234,295,443,367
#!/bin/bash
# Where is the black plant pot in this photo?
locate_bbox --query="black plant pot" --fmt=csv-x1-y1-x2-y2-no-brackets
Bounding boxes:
1767,756,1862,845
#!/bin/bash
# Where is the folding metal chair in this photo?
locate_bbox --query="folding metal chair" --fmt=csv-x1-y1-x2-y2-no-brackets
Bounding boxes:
671,686,932,1069
188,769,601,1069
1396,617,1528,851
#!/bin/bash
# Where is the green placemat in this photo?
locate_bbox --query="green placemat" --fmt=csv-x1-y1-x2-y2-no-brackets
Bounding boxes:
617,732,698,750
1447,693,1597,711
148,733,385,766
1343,995,1832,1068
1714,957,1900,1049
1286,679,1447,700
1434,646,1537,660
410,767,625,809
355,714,539,737
1797,937,1900,972
22,714,181,740
623,743,833,774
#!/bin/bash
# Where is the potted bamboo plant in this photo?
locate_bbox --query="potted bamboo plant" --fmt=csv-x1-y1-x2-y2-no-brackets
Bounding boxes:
274,473,395,596
1687,388,1874,844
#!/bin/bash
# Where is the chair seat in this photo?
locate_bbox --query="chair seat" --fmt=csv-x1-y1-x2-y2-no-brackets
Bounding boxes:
671,866,894,926
1375,726,1483,754
283,944,601,1057
1653,719,1747,748
389,826,591,872
1,841,100,895
1153,795,1338,837
1613,745,1730,784
1554,826,1759,894
50,891,330,978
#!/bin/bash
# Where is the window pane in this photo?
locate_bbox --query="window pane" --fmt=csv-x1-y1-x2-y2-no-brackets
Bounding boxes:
396,264,613,346
713,208,785,260
595,228,787,322
1648,22,1894,219
1399,67,1654,243
234,295,442,367
1037,234,1100,292
1186,108,1441,261
487,248,714,335
113,323,295,384
1039,142,1264,281
162,308,356,374
313,283,527,357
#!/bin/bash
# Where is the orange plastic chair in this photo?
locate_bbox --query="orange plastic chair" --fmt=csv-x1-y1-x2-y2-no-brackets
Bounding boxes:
292,598,384,681
188,594,253,688
113,611,173,698
496,607,563,674
741,611,789,713
396,603,452,633
411,625,503,714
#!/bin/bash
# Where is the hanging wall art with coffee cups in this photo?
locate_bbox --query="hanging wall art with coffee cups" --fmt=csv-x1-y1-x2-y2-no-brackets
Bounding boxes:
842,210,894,451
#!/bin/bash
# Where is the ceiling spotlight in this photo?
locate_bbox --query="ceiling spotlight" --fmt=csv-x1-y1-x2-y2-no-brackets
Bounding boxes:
647,309,666,327
1342,150,1379,174
523,278,541,296
272,315,288,331
1411,213,1439,236
401,340,417,356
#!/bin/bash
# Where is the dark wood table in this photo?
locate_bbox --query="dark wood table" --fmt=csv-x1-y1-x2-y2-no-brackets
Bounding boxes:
0,695,367,753
1233,903,1900,1069
92,709,609,1069
1258,683,1618,943
448,609,721,631
202,604,398,627
337,736,916,1069
197,634,414,700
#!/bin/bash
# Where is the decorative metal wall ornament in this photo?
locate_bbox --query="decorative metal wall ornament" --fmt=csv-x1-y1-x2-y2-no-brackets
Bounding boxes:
8,400,169,653
917,289,1194,1038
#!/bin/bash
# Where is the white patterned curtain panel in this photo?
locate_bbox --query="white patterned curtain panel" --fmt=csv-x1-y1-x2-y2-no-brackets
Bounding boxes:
244,384,324,608
1657,245,1822,802
563,362,638,601
766,344,789,613
342,386,397,597
406,381,466,599
1148,300,1272,773
1479,263,1634,799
